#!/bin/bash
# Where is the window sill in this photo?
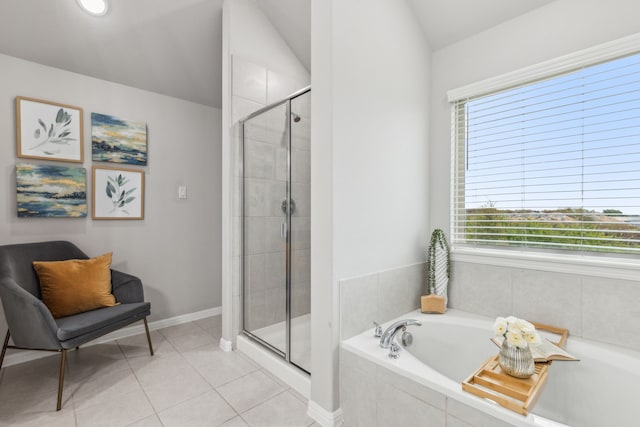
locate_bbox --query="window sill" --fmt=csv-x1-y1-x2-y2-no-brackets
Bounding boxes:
451,246,640,282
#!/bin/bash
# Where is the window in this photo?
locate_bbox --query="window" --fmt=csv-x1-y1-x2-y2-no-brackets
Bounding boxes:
452,51,640,255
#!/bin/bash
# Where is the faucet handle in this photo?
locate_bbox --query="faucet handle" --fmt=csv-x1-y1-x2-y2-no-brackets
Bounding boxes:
373,321,382,338
388,342,401,359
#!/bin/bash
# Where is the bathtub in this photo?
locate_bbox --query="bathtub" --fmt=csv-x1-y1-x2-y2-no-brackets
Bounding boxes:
340,309,640,427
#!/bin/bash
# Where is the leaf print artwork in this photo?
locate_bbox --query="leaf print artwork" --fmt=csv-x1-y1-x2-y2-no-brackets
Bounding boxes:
105,173,137,214
92,167,144,220
30,108,75,153
17,97,83,162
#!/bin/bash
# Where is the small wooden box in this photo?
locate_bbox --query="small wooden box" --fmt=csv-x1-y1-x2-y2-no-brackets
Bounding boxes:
421,294,446,314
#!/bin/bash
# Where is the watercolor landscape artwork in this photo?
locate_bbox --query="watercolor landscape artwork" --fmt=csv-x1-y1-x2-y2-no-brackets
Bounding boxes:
16,97,83,163
91,113,147,165
16,164,87,218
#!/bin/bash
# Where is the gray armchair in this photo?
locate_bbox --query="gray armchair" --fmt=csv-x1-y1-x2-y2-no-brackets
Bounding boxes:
0,241,153,411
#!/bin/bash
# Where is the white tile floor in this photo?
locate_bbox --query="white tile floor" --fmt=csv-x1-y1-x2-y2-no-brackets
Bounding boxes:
0,316,318,427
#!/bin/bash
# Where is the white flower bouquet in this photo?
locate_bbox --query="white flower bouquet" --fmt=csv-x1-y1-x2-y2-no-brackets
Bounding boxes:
493,316,541,349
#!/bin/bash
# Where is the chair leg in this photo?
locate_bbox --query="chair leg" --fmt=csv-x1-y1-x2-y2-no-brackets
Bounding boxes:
56,349,67,411
0,330,10,370
143,318,154,356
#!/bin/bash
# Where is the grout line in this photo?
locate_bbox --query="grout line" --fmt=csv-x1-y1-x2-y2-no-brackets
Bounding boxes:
71,382,79,427
207,375,242,418
210,362,261,389
125,338,188,424
233,381,289,416
210,386,241,423
215,368,287,415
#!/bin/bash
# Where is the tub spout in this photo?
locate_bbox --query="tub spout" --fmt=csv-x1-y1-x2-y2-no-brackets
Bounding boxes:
379,319,422,349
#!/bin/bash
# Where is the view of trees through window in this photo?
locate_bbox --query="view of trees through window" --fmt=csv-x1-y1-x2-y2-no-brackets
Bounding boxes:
455,52,640,254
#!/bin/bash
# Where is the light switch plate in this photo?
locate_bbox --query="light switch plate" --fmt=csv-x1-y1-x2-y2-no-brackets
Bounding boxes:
178,186,187,199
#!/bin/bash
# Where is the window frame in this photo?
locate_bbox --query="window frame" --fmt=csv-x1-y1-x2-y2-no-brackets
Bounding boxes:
447,33,640,281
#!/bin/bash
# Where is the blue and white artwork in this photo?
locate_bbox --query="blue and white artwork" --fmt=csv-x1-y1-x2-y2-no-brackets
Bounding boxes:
16,163,87,218
91,113,147,165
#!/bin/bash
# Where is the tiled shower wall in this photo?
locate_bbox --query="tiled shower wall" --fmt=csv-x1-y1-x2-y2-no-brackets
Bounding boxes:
231,56,309,335
340,258,640,353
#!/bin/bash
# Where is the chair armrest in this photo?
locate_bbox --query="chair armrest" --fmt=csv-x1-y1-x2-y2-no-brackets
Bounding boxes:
0,278,60,350
111,269,144,304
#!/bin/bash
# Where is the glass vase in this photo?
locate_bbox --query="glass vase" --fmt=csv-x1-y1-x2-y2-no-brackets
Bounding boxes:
498,340,535,379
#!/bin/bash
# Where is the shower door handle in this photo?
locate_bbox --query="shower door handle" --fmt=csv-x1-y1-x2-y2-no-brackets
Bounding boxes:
281,199,296,215
281,222,287,239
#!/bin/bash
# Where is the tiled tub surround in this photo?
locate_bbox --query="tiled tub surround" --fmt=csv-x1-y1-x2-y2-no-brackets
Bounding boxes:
339,260,640,426
449,261,640,353
340,309,640,427
340,260,640,353
339,262,425,340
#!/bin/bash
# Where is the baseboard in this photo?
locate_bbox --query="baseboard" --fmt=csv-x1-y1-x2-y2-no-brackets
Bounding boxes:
219,337,233,352
307,400,344,427
2,305,222,368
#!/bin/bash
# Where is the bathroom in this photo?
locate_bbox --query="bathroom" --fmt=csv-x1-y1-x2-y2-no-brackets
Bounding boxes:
1,0,640,425
221,0,640,424
278,0,640,425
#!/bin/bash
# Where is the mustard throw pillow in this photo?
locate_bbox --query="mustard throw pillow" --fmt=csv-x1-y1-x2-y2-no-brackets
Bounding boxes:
33,252,119,318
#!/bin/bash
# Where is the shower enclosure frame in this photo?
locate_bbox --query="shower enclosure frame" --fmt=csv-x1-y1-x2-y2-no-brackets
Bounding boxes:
239,85,311,374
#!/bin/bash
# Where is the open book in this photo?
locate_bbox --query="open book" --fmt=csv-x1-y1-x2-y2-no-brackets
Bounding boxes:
491,336,579,362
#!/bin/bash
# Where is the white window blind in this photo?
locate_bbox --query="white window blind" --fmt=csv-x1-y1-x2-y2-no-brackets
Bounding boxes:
453,52,640,255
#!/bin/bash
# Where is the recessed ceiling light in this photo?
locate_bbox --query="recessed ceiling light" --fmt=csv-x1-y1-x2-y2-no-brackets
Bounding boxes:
76,0,109,16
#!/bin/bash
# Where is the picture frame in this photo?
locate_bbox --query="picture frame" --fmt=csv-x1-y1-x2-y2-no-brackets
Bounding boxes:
16,163,87,218
16,96,84,163
92,166,144,220
91,112,148,165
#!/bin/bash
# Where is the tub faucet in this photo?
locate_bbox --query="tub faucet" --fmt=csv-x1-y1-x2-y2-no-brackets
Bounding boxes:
379,319,422,349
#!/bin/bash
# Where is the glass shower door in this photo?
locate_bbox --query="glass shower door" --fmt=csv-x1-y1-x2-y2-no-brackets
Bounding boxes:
242,102,288,356
241,87,311,374
289,91,311,372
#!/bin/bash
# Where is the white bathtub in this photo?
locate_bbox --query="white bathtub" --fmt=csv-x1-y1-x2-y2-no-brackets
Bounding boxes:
341,309,640,427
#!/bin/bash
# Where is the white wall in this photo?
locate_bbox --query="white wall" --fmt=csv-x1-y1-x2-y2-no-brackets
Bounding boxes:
0,54,222,335
332,1,431,279
309,0,337,420
311,0,431,416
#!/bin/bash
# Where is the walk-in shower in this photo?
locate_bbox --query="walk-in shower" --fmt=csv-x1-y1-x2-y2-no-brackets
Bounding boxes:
240,87,311,374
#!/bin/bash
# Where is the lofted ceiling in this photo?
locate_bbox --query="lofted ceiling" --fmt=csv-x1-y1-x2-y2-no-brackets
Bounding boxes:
0,0,554,109
407,0,555,50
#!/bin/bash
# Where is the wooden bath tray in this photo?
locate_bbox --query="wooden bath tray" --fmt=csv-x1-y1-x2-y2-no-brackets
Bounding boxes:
461,323,568,416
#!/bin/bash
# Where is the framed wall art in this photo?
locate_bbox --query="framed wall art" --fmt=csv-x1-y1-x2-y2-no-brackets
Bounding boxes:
16,96,84,163
92,166,144,220
16,163,87,218
92,113,148,165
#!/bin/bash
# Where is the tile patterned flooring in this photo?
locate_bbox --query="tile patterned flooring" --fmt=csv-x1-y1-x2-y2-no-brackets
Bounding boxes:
0,316,318,427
